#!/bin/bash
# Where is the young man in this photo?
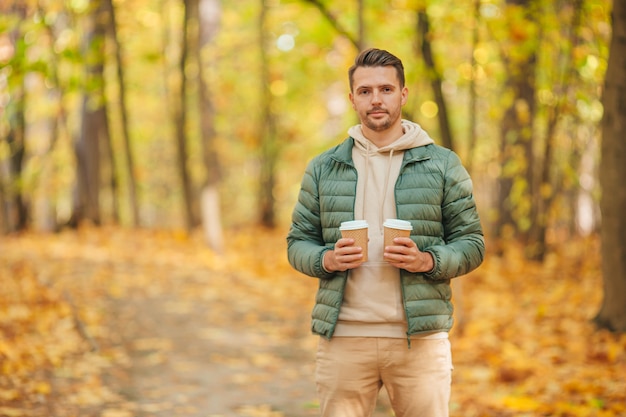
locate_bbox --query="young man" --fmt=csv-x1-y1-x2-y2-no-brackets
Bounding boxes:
287,48,485,417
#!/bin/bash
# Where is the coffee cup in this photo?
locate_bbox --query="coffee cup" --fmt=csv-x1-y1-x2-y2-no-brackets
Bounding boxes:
339,220,369,262
383,219,413,248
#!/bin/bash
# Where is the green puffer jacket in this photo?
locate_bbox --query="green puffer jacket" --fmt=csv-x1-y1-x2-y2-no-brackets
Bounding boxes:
287,138,485,339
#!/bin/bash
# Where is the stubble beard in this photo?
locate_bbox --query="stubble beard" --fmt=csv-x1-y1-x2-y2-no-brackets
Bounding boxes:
365,116,391,132
364,108,400,132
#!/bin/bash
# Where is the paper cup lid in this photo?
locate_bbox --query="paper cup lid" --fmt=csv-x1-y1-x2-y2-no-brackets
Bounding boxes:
383,219,413,230
339,220,369,230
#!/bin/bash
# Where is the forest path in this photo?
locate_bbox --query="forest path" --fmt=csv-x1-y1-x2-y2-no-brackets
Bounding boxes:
107,287,319,417
98,227,327,417
100,227,394,416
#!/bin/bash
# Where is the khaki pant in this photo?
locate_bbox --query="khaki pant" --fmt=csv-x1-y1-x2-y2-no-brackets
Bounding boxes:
315,337,452,417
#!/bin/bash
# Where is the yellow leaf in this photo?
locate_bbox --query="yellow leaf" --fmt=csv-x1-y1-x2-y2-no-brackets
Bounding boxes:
502,395,541,411
34,381,51,395
0,407,26,417
0,389,20,401
102,409,134,417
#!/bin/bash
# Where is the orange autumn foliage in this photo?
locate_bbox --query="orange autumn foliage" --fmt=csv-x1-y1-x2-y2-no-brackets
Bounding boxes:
0,227,625,416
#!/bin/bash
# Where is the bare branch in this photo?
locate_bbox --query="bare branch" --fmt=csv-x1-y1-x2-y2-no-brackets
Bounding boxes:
302,0,359,49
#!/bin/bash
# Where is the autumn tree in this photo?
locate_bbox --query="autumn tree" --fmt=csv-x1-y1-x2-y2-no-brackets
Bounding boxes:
72,0,112,226
527,0,585,261
104,0,140,226
257,0,277,227
1,3,28,232
36,3,77,232
193,0,224,250
172,0,198,230
416,7,454,151
494,0,538,255
595,0,626,333
465,0,481,172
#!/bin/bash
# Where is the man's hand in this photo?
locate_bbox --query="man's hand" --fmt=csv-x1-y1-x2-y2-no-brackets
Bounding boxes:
383,237,434,273
323,238,365,272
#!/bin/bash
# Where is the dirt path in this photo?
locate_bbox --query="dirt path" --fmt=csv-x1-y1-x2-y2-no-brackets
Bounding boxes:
97,237,395,417
109,295,319,416
101,247,395,417
98,249,324,417
107,285,394,417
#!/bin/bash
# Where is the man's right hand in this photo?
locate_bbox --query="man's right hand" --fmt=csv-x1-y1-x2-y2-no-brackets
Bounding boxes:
323,238,365,272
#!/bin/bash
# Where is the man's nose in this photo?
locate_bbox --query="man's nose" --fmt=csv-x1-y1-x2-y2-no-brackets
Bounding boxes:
370,91,382,104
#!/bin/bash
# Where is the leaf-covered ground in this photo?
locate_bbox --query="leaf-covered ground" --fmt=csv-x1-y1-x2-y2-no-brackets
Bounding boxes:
1,226,625,416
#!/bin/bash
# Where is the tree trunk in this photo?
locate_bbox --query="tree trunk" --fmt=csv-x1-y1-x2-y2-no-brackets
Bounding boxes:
357,0,364,49
466,0,480,173
594,0,626,333
196,0,224,250
414,6,467,330
526,0,584,261
104,0,140,226
4,4,28,232
417,8,454,151
37,4,74,232
6,85,27,231
73,0,111,226
0,173,6,233
175,0,197,231
495,0,537,255
258,0,277,228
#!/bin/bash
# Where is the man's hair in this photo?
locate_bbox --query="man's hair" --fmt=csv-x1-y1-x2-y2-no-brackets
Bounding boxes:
348,48,405,92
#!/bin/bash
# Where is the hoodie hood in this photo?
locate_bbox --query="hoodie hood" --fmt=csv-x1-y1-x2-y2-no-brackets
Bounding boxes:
348,119,434,155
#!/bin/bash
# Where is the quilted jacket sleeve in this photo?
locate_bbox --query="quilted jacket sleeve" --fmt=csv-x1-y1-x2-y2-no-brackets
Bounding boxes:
424,150,485,281
287,156,335,280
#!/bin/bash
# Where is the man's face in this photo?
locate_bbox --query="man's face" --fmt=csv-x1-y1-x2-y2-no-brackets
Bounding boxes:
349,66,407,133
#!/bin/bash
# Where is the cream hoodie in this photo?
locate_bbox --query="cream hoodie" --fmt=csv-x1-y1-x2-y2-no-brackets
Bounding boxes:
333,120,435,338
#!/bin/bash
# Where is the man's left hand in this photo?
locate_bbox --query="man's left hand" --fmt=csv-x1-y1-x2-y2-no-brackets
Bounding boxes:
383,237,434,273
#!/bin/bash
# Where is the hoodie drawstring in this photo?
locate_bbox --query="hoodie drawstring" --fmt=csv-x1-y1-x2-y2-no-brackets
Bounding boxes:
362,142,370,220
379,148,395,230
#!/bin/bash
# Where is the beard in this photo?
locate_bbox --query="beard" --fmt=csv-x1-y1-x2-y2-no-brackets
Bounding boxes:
363,107,401,132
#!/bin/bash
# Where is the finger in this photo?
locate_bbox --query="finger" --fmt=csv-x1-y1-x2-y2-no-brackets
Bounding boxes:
337,253,365,270
337,248,364,260
392,237,415,247
336,238,355,248
383,251,403,263
342,254,365,264
385,245,411,256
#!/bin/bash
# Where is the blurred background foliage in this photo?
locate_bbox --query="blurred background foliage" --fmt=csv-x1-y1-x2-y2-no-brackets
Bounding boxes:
0,0,611,252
